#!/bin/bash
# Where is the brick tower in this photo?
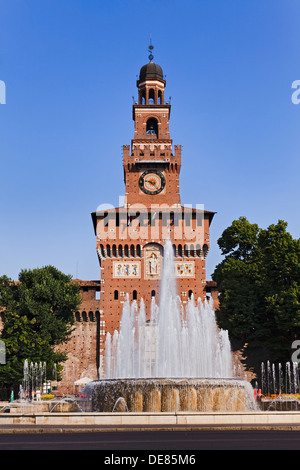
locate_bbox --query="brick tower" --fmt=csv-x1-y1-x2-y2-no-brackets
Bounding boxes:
92,47,216,376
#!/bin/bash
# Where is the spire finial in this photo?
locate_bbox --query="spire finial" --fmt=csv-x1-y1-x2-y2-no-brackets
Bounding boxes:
148,34,154,62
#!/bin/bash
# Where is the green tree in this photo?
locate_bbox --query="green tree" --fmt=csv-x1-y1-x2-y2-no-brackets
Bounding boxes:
0,266,81,391
216,216,260,260
255,221,300,358
213,217,300,370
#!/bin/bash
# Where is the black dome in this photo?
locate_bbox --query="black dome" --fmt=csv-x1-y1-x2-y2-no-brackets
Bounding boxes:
139,61,164,81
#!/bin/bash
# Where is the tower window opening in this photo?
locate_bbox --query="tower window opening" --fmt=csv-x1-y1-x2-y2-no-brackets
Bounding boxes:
146,118,158,136
89,311,95,322
133,290,137,300
188,290,193,299
158,90,162,104
172,244,176,257
75,312,81,322
178,244,183,257
100,244,105,257
149,88,155,104
114,290,119,300
151,290,156,297
82,311,88,322
184,244,189,257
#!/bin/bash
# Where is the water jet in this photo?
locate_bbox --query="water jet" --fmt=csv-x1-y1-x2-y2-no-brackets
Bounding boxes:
82,240,256,412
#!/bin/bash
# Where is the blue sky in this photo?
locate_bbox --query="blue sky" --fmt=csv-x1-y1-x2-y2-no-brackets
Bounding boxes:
0,0,299,281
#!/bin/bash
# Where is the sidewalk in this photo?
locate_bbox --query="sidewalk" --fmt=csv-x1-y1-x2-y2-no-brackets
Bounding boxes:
1,411,300,432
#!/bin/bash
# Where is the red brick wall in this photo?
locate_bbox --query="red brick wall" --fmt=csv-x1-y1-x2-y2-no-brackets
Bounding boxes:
55,280,101,395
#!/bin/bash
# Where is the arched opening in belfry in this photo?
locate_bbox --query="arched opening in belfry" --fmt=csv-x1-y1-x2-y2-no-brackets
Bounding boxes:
141,90,146,104
149,88,155,104
146,117,158,137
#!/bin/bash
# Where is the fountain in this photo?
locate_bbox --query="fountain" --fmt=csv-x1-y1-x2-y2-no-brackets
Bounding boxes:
82,239,256,412
259,360,300,410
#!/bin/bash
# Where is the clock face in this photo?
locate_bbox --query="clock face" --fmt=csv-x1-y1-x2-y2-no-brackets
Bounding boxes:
139,170,166,195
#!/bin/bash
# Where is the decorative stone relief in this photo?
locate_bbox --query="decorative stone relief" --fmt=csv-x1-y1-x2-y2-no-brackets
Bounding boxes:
113,261,141,278
175,261,195,277
144,243,162,279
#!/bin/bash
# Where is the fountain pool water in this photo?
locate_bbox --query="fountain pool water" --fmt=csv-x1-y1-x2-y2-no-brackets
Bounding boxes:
83,239,256,412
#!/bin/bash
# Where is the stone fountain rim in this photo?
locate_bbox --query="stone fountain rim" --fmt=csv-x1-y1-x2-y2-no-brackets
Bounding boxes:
88,377,249,386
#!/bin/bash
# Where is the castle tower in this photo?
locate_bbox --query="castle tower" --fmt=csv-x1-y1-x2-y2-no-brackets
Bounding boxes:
92,46,216,376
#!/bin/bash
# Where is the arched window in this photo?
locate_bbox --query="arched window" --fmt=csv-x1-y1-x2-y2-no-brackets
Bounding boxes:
89,311,95,322
141,90,146,105
132,290,137,300
75,312,81,322
114,290,119,300
184,244,189,257
149,88,155,104
178,244,183,257
106,244,111,257
158,90,162,104
82,311,88,322
118,244,123,257
188,290,193,299
146,118,158,136
151,290,156,297
124,244,129,257
112,244,117,257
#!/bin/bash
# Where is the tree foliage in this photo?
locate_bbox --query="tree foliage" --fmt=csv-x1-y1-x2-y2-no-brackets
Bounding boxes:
0,266,81,389
213,217,300,367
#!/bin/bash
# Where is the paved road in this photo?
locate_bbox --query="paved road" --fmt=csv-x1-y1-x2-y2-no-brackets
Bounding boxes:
0,429,300,450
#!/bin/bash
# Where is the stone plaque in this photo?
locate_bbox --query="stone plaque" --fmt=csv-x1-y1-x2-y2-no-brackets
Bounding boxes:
175,261,195,277
113,261,141,278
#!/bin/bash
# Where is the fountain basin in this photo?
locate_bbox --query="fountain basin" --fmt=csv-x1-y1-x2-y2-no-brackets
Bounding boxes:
81,377,256,413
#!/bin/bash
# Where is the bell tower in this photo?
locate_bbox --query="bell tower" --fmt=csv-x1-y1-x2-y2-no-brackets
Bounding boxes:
92,45,216,376
123,44,181,207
